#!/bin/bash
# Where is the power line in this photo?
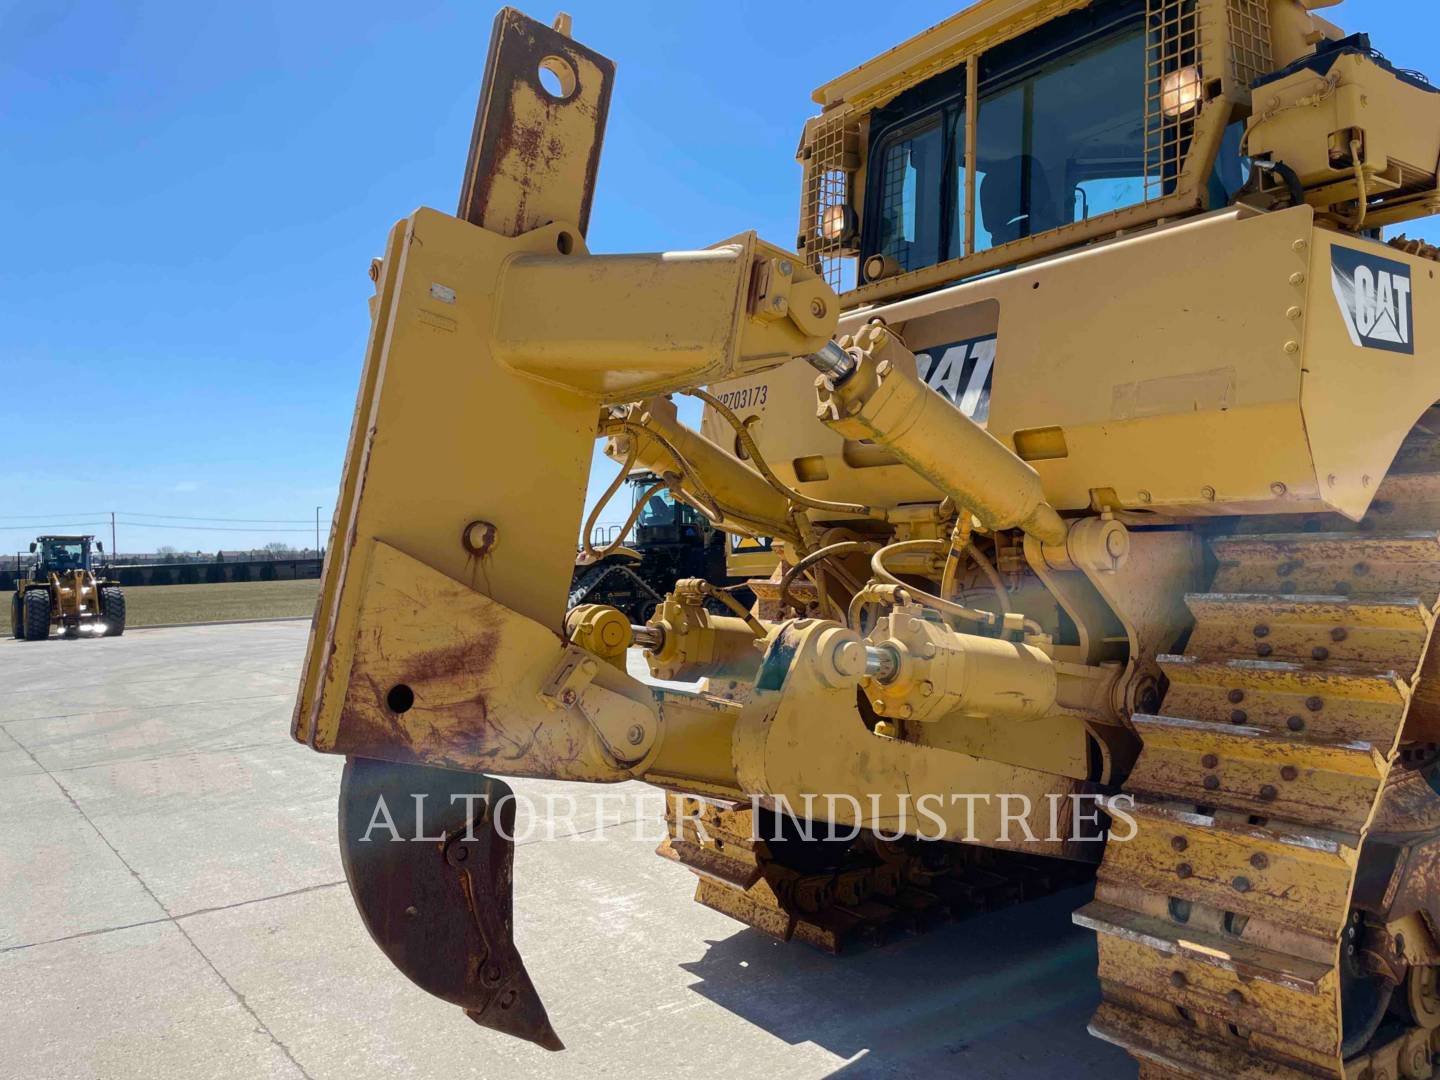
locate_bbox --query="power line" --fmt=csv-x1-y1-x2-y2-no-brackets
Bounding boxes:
1,512,315,524
0,521,112,529
115,521,315,533
0,512,108,521
120,512,313,523
0,522,110,531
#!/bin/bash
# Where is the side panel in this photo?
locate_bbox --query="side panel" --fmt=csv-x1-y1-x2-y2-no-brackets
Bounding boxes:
718,207,1439,522
1301,234,1440,520
984,207,1318,515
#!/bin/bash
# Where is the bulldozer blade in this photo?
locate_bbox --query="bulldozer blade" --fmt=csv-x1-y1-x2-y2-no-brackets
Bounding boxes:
338,757,562,1051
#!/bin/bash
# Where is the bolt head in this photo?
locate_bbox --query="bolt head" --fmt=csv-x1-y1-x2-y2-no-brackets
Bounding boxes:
626,724,646,746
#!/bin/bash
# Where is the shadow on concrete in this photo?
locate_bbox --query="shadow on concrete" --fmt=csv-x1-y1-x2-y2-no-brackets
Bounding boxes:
678,884,1132,1079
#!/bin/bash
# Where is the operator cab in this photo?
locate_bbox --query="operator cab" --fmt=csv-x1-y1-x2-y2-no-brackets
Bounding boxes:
795,0,1382,302
631,475,705,545
866,0,1153,275
32,535,95,576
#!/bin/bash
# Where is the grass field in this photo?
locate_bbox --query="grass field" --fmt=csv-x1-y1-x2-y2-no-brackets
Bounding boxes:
3,578,320,635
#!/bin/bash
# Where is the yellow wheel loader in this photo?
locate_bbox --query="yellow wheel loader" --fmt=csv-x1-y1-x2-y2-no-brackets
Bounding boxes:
13,535,125,640
293,3,1440,1075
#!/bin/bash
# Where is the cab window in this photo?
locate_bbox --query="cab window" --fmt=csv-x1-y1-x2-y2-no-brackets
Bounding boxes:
864,0,1147,273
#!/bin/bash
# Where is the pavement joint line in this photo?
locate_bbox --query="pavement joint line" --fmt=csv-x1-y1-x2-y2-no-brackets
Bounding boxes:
0,665,300,698
46,738,286,775
0,915,177,955
172,879,349,924
1,880,351,955
516,815,648,847
2,725,317,1079
0,691,293,724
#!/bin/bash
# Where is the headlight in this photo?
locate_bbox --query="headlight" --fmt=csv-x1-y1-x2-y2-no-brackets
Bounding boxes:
820,202,855,242
1161,66,1203,118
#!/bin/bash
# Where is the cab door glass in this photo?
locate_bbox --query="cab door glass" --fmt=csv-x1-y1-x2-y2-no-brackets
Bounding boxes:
874,115,947,273
975,22,1145,251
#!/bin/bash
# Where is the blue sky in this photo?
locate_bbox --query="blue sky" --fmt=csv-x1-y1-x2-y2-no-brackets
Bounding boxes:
4,0,1438,555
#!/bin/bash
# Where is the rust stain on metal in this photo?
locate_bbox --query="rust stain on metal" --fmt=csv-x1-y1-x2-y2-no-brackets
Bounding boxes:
458,8,614,239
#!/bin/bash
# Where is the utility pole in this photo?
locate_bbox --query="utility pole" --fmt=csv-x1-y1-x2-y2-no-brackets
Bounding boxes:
315,506,322,562
110,511,117,565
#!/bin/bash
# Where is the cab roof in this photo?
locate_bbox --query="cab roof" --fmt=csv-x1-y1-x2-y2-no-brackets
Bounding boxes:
37,535,93,541
811,0,1081,109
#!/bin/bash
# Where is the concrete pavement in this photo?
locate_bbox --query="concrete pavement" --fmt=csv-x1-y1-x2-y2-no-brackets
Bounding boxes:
0,622,1131,1079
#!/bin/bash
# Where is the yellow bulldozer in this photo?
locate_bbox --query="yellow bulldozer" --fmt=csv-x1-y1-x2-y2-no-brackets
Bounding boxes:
292,1,1440,1075
12,534,126,641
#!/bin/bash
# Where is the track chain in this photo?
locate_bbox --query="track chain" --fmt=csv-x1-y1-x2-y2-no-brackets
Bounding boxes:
1080,452,1440,1078
657,793,1094,954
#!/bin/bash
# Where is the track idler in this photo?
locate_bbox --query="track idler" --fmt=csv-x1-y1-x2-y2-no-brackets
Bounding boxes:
338,759,562,1050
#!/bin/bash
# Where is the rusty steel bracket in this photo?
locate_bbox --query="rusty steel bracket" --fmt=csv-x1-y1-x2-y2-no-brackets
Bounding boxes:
458,7,614,239
537,645,658,763
339,758,562,1050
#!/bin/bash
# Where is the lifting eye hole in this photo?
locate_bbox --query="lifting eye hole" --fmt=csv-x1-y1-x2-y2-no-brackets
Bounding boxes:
387,684,415,715
556,231,574,255
537,55,577,100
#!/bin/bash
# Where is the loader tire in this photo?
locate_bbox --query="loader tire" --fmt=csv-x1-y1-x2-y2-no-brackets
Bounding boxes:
22,589,51,641
10,591,23,639
100,587,126,637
